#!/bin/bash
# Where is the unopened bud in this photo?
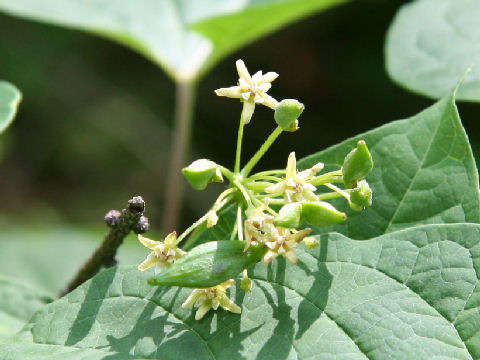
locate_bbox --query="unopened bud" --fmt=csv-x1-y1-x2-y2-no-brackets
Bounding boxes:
182,159,224,190
206,211,219,228
104,210,121,227
133,215,150,234
301,201,347,227
303,236,319,249
274,99,304,130
240,270,253,292
275,202,302,228
349,180,372,211
342,140,373,188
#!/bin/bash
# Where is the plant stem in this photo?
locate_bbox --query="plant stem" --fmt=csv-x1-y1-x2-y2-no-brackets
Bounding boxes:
162,80,198,233
237,206,244,241
60,196,148,297
325,183,350,200
176,196,231,245
242,126,283,176
234,117,246,173
309,170,343,186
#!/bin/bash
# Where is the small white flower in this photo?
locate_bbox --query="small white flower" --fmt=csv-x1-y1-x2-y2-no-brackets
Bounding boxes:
265,152,324,202
137,232,186,274
215,59,279,124
182,279,241,320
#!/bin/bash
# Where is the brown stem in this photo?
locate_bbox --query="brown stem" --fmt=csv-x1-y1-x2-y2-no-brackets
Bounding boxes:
162,80,198,233
60,196,149,297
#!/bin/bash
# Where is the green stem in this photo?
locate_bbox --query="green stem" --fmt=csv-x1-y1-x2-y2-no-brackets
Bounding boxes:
218,166,235,182
162,80,198,233
244,181,276,193
250,169,286,178
237,206,244,241
318,192,344,200
324,183,350,200
309,170,343,186
242,126,283,176
175,196,230,245
234,117,246,174
234,179,254,208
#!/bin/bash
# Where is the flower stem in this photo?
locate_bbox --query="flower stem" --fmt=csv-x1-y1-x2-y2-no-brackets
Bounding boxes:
237,206,244,241
309,170,343,186
234,117,246,173
162,80,198,233
242,126,283,176
176,196,230,245
324,183,350,200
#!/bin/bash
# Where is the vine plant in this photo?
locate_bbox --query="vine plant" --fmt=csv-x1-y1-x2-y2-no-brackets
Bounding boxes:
136,60,373,320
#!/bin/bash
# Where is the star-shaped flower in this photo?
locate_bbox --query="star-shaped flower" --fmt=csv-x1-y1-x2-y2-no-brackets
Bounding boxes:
215,59,279,123
181,279,241,320
265,152,324,203
244,201,275,251
263,227,312,265
137,231,186,274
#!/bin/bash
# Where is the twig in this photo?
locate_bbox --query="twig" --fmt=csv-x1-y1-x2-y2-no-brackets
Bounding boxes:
60,196,149,297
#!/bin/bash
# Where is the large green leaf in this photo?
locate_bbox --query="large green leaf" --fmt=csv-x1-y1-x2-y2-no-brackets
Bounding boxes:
0,0,347,81
0,227,148,295
0,276,52,340
299,89,480,239
0,81,21,134
385,0,480,101
2,223,480,359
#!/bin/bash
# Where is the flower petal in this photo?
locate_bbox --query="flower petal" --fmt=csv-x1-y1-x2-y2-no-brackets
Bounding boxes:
137,252,158,271
259,93,279,109
241,99,256,124
258,71,279,84
195,303,212,320
251,70,263,82
265,181,286,194
286,152,297,179
284,250,298,264
164,231,177,247
219,296,242,314
215,86,243,99
182,289,204,308
236,59,252,84
138,234,159,250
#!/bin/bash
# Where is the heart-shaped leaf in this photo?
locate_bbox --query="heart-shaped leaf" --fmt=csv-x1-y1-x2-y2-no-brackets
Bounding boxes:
3,223,480,359
0,81,21,134
0,276,52,340
385,0,480,101
299,88,480,239
0,0,348,81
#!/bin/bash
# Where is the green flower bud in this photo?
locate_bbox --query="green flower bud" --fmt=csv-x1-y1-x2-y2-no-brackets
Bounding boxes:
182,159,224,190
274,99,305,130
349,180,372,211
342,140,373,188
241,270,254,293
303,236,319,249
148,241,265,288
274,202,302,228
301,201,346,227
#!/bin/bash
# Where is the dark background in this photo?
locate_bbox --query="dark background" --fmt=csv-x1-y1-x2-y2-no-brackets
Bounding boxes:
0,0,478,232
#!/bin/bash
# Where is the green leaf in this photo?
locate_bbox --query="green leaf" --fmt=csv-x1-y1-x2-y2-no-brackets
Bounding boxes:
299,90,480,239
3,223,480,359
0,226,148,294
0,276,52,340
0,81,21,134
385,0,480,101
0,0,347,81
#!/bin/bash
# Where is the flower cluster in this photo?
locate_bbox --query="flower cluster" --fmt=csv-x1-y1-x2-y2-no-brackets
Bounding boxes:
137,59,373,321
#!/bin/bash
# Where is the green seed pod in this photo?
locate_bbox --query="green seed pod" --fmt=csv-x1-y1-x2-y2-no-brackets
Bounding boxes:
148,241,265,288
301,201,346,227
275,202,302,228
274,99,305,130
342,140,373,188
182,159,224,190
349,180,372,211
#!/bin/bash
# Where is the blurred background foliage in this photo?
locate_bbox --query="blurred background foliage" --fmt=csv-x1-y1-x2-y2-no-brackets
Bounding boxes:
0,0,478,260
